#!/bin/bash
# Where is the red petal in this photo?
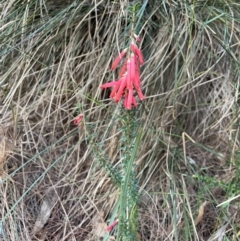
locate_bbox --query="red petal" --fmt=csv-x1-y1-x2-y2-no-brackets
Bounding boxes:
114,76,127,102
111,50,127,70
100,81,121,89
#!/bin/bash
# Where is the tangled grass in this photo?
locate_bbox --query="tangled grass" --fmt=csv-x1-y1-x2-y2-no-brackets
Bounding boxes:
1,0,240,240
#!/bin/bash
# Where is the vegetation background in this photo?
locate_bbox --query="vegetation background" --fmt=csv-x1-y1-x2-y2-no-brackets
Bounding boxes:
0,0,240,240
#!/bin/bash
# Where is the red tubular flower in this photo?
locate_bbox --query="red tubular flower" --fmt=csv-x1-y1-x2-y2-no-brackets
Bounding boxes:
130,43,144,65
73,114,83,125
106,219,118,232
114,75,127,102
136,87,145,100
100,80,121,89
131,67,145,100
126,59,131,89
131,66,140,90
111,49,127,70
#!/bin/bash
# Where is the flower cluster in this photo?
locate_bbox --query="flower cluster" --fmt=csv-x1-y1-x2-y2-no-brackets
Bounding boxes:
100,35,145,109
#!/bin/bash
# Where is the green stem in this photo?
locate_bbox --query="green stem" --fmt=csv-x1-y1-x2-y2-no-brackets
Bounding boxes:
117,126,142,241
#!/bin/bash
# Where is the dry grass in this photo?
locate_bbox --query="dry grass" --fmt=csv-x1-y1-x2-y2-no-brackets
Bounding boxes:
1,0,240,240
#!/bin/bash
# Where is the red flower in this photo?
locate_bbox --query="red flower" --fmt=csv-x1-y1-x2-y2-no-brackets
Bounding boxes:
114,75,127,102
106,219,118,232
73,114,83,125
111,49,127,70
130,42,144,65
100,80,121,89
